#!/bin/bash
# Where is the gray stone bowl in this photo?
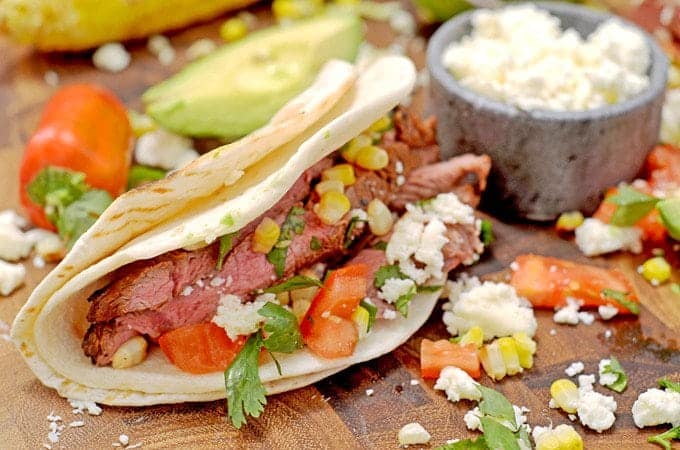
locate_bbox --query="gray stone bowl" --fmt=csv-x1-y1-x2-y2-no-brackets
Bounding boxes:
427,2,668,220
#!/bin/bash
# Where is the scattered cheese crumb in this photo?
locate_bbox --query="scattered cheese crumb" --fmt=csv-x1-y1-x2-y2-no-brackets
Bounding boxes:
0,222,33,261
549,328,557,336
397,422,431,446
69,421,85,428
565,361,585,377
135,128,199,171
212,293,276,340
604,329,612,339
598,359,619,387
93,43,131,73
631,388,680,428
577,311,595,325
435,366,482,402
119,434,130,446
365,389,374,397
181,285,193,296
68,399,103,416
396,175,405,186
598,305,619,320
0,260,26,296
575,218,642,256
44,70,59,87
573,374,617,432
395,160,404,174
553,297,589,325
378,278,415,304
382,309,397,320
410,379,419,386
210,276,225,287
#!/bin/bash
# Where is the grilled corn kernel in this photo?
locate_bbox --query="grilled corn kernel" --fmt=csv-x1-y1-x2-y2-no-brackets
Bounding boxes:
128,110,157,137
640,256,671,284
555,211,584,232
355,145,389,170
458,326,484,348
315,179,345,196
535,424,583,450
550,379,579,413
367,115,392,133
276,291,291,306
341,134,372,163
272,0,323,20
322,164,356,186
352,305,370,339
512,332,537,369
479,341,506,381
314,191,351,225
367,199,393,236
497,337,522,376
220,17,248,42
252,217,281,253
111,336,148,369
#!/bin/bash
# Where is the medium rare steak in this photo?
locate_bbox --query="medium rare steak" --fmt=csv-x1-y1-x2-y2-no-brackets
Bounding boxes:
83,109,491,365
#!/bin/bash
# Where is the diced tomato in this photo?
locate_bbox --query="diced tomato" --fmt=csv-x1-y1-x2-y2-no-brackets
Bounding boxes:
592,187,667,243
158,323,246,374
592,188,617,223
420,339,480,379
645,144,680,193
509,254,639,314
302,315,358,359
300,264,368,359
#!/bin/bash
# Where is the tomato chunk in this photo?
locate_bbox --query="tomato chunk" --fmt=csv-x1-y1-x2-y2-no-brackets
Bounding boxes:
645,144,680,192
593,187,667,243
420,339,480,379
509,254,639,314
158,323,246,374
301,264,368,359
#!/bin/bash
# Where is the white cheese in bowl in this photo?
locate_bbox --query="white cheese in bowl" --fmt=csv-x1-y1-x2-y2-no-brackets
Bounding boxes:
442,5,650,111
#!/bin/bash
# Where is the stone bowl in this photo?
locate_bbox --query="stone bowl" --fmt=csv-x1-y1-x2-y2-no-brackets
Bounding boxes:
427,2,668,220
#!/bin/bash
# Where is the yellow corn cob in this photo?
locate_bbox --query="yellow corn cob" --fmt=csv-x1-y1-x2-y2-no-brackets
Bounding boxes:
0,0,257,51
550,379,579,414
535,424,583,450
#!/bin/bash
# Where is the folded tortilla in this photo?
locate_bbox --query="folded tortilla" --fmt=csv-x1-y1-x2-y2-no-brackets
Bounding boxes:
11,56,445,405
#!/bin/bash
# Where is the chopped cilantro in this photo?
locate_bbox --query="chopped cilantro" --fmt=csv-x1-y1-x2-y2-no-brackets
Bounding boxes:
310,236,321,250
477,385,517,430
415,197,434,208
435,436,487,450
263,275,322,294
372,240,388,251
648,426,680,450
222,214,235,227
606,185,659,227
267,206,305,277
360,299,377,333
601,288,640,315
394,284,417,317
259,302,303,354
344,215,366,248
224,332,267,429
216,232,237,270
601,356,628,393
126,165,166,190
480,219,495,246
417,284,443,293
373,264,408,288
658,377,680,393
481,417,521,450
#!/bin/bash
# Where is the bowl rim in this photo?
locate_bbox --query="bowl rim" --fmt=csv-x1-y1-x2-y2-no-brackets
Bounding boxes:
426,1,669,121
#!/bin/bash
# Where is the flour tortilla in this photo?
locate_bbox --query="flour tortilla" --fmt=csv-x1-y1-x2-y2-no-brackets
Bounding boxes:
12,56,432,406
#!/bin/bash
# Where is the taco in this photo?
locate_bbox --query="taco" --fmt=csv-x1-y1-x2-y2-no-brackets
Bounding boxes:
12,56,491,427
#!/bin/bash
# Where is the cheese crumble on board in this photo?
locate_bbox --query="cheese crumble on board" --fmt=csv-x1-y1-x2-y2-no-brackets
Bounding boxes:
442,5,650,111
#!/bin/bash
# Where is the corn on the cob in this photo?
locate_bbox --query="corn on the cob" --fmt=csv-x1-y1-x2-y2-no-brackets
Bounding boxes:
0,0,257,51
550,379,579,414
322,164,356,186
535,424,584,450
252,217,281,253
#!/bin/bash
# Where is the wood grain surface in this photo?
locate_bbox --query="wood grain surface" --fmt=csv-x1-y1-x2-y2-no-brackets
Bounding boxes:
0,4,678,449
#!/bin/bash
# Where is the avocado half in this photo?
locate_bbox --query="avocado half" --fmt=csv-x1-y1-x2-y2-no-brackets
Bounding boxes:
143,13,364,139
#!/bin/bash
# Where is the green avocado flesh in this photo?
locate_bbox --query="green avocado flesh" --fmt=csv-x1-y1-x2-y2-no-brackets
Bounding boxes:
143,13,364,139
657,198,680,241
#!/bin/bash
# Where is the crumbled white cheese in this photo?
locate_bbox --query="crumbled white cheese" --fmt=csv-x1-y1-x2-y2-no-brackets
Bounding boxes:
382,309,397,320
210,276,226,287
577,389,617,432
378,278,415,304
396,175,405,186
604,329,612,339
577,311,595,325
386,193,478,284
68,421,85,428
389,9,416,37
442,277,537,339
395,160,404,174
0,210,27,228
598,359,620,387
598,305,619,320
25,229,65,261
92,43,131,73
464,405,529,433
565,361,585,377
32,255,46,269
410,379,419,386
68,399,102,416
464,407,482,431
549,329,557,336
148,35,175,65
578,374,596,389
442,5,650,111
186,38,217,60
181,286,193,296
212,293,276,340
632,388,680,428
397,422,431,446
0,223,32,261
119,434,130,446
575,218,642,256
553,297,582,325
365,389,374,397
0,260,25,296
135,128,199,171
434,366,482,402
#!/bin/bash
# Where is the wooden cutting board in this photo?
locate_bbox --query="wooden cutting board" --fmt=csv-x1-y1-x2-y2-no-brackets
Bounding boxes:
0,4,678,449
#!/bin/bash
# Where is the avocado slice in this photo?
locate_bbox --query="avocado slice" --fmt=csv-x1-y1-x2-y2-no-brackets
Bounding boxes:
143,13,364,139
658,198,680,241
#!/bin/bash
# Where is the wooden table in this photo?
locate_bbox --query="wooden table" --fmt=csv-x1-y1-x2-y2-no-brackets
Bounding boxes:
0,4,678,449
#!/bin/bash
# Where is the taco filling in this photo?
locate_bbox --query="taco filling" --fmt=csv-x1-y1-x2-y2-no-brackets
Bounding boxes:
82,108,491,371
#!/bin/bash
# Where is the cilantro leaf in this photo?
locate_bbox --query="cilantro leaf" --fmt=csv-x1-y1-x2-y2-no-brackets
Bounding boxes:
415,197,434,208
373,264,408,288
435,436,488,450
372,241,388,251
360,299,377,332
26,166,89,224
267,207,305,278
264,275,322,294
224,332,267,429
344,215,366,248
658,377,680,393
57,190,112,249
601,356,628,393
259,302,303,354
601,288,640,315
310,236,321,251
477,385,517,430
221,214,235,227
480,219,495,246
648,426,680,450
480,417,521,450
395,283,417,317
607,185,659,227
216,232,237,270
417,284,443,293
126,165,166,190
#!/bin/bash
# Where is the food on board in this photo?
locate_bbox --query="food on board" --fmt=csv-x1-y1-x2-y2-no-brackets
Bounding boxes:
143,13,364,138
0,0,258,51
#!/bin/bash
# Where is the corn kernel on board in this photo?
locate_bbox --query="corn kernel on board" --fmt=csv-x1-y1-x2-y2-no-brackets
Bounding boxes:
0,5,678,450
